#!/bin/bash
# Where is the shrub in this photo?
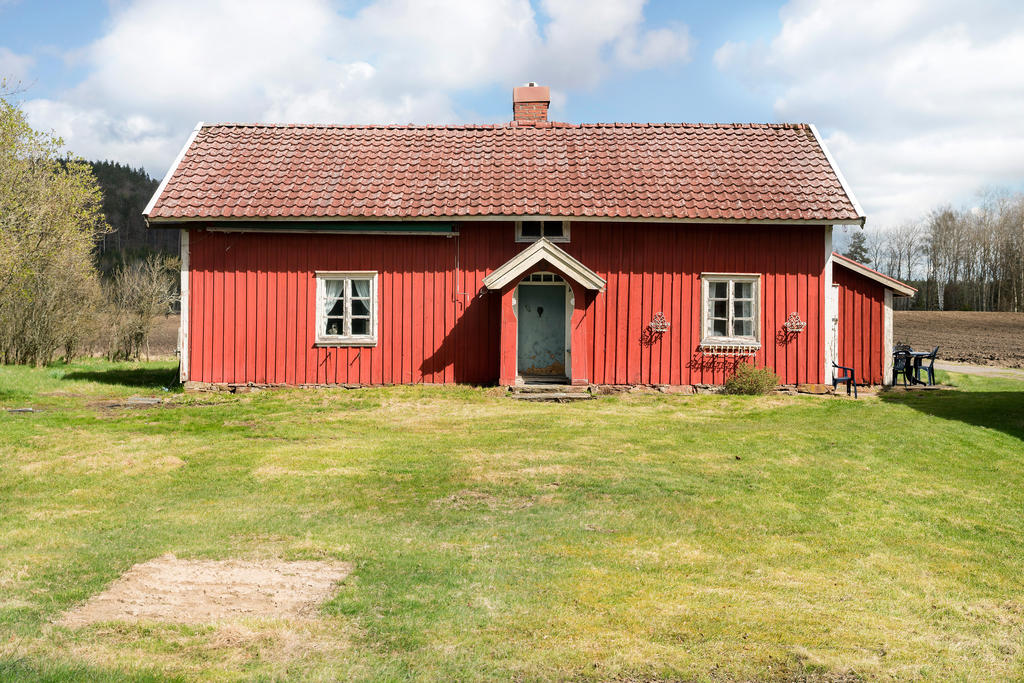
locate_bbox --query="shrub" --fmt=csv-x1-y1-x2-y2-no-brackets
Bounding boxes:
724,363,779,395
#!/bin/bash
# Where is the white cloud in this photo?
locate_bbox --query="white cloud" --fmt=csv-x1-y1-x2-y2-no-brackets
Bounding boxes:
21,99,177,171
538,0,691,85
23,0,693,174
0,47,34,84
714,0,1024,227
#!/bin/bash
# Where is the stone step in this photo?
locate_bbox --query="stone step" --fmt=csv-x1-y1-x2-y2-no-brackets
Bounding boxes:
510,392,594,402
512,384,590,394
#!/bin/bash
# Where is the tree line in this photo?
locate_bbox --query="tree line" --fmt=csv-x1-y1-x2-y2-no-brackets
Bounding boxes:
1,83,178,365
91,159,178,271
842,190,1024,311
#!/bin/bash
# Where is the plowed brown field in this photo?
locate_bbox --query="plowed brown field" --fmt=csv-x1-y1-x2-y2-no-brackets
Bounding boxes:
895,311,1024,368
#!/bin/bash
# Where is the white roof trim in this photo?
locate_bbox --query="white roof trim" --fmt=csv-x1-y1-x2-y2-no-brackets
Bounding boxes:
833,252,916,297
483,238,606,291
143,121,204,217
146,214,864,226
809,123,866,225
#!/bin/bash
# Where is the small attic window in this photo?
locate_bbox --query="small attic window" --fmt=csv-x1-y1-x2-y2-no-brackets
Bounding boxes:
516,220,569,243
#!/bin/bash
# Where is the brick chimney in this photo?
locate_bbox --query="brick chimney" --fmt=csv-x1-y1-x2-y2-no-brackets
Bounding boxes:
512,82,550,123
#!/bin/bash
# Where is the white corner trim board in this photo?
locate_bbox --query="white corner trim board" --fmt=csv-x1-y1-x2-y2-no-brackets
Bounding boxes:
883,289,894,386
144,121,204,217
178,229,190,383
809,124,866,224
823,227,835,384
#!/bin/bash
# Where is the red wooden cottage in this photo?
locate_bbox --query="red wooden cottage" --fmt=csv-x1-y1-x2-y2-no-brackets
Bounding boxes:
144,85,914,390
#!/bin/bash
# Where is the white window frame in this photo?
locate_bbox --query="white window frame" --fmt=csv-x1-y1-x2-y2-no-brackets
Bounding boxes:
515,220,570,243
700,273,761,347
314,271,378,346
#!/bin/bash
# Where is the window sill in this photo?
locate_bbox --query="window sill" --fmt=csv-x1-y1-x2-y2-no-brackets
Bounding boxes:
515,237,570,243
314,338,378,347
699,338,761,351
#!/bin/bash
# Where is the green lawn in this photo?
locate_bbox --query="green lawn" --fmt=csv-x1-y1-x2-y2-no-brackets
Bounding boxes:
1,360,1023,681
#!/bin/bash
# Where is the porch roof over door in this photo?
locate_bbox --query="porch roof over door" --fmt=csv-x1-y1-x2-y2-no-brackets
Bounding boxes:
482,238,606,292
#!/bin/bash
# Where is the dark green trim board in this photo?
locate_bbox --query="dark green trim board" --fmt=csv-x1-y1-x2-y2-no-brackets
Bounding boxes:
154,222,457,235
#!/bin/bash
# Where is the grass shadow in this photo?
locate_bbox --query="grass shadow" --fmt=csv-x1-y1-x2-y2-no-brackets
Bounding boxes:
879,376,1024,442
62,364,180,389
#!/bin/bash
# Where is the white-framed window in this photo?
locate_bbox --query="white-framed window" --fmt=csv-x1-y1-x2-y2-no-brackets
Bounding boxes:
515,220,569,243
701,274,760,346
314,271,378,346
524,272,564,283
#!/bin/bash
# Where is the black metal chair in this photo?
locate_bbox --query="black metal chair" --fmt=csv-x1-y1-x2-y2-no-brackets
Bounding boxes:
832,362,857,397
914,346,939,386
892,350,911,387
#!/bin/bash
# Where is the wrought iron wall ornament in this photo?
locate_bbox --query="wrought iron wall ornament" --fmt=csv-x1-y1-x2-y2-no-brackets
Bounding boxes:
783,311,807,333
648,312,670,333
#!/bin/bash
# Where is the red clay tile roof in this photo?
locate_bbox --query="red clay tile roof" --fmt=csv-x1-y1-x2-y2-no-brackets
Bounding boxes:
145,122,864,223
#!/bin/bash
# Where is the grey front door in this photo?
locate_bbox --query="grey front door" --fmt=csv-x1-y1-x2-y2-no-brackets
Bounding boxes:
517,284,567,377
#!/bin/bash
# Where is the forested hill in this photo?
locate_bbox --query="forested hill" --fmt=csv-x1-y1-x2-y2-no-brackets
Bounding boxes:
89,160,177,269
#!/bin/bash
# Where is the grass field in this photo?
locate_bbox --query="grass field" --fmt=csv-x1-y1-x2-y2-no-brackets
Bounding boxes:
1,362,1023,681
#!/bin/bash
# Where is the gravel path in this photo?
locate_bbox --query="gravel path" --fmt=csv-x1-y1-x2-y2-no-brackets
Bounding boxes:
936,361,1024,382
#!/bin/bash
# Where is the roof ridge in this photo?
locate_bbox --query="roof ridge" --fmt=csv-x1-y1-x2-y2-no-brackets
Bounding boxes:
198,122,812,131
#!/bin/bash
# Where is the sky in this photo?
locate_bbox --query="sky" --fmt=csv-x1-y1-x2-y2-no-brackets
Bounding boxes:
2,0,1023,229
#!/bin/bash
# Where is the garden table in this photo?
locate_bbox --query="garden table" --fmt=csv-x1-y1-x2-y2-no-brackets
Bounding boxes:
907,351,931,385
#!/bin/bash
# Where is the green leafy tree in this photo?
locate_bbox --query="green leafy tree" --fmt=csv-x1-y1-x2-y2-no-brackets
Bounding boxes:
0,82,110,364
843,230,871,264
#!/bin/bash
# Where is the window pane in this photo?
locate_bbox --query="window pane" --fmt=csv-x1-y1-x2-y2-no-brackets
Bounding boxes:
734,281,753,299
713,300,727,318
324,279,345,299
734,300,752,319
351,318,369,336
325,318,345,336
326,299,346,317
543,221,563,237
351,279,371,298
735,318,753,337
712,318,728,336
520,222,541,238
352,299,370,316
711,282,728,299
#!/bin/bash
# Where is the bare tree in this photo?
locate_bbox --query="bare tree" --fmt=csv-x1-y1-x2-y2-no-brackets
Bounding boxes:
874,188,1024,312
886,221,923,282
863,228,888,269
106,254,179,360
922,207,960,310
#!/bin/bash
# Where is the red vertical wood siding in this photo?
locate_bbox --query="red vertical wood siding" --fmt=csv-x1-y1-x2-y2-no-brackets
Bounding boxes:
834,265,885,385
186,223,826,386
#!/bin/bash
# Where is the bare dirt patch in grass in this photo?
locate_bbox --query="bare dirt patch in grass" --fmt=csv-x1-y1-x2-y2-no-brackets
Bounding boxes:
25,507,99,521
18,439,186,476
469,463,585,484
432,489,557,511
895,311,1024,368
251,465,364,479
60,554,351,627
